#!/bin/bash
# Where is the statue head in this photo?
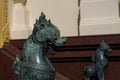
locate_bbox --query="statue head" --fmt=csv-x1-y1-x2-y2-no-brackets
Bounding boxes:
99,40,112,53
32,12,66,53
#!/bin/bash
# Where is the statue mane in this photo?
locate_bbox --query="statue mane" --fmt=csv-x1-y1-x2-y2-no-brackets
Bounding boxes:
32,12,61,44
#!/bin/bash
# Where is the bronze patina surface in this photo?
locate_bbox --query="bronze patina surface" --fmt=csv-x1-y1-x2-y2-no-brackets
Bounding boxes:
13,12,66,80
84,41,112,80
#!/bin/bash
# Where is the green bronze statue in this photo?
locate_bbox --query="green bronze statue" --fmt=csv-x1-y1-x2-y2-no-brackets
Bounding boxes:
84,40,112,80
12,12,67,80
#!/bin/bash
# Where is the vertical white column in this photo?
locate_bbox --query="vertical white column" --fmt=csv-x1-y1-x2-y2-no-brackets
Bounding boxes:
80,0,120,36
10,2,29,39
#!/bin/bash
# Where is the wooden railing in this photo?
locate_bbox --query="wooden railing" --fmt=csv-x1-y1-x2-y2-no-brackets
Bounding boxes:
0,34,120,80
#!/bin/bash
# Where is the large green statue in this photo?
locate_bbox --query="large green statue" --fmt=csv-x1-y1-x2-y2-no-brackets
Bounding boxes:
12,12,67,80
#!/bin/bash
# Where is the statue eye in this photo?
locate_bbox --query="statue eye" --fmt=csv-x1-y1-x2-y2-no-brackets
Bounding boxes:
40,24,45,28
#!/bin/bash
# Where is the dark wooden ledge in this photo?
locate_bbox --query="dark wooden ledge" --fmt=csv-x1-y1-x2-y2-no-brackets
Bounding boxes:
10,34,120,48
10,34,120,62
0,34,120,80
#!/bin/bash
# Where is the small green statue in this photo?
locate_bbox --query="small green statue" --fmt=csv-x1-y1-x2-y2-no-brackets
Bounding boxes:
84,40,112,80
12,12,67,80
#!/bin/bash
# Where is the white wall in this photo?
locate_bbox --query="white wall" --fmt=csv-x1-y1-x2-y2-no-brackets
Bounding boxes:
26,0,79,36
80,0,120,36
9,0,120,39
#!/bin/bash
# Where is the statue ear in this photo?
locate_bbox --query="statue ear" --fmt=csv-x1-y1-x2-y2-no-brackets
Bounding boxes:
101,40,104,43
101,40,105,45
100,40,105,46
